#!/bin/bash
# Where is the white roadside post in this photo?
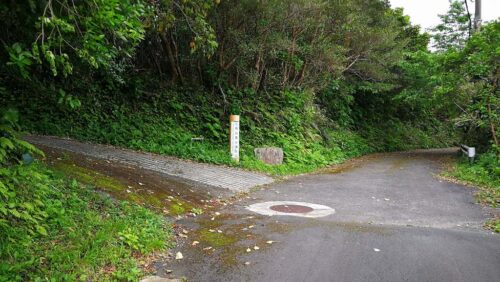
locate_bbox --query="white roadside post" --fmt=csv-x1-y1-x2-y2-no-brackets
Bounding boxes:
460,144,476,164
230,115,240,162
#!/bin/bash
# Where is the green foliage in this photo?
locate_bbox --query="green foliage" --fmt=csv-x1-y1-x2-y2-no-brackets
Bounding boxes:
437,21,500,151
0,0,478,178
485,218,500,233
0,109,43,166
431,0,471,51
446,151,500,208
0,163,172,281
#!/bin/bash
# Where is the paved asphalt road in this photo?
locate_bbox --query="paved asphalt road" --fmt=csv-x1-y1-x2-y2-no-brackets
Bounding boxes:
166,149,499,282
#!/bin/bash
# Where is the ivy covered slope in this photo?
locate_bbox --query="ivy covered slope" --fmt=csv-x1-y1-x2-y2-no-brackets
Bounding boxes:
1,1,458,175
0,112,172,280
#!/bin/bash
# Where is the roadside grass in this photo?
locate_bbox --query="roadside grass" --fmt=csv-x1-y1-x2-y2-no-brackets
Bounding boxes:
0,163,173,281
442,152,500,232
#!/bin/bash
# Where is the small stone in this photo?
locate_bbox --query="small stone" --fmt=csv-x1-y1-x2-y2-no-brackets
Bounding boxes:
248,225,255,229
217,230,223,233
209,229,215,233
373,248,380,252
138,182,145,186
203,246,213,251
266,241,274,244
166,269,173,274
175,252,183,260
192,241,199,246
215,212,221,216
246,248,251,253
244,261,251,265
182,229,189,234
253,246,260,250
384,198,390,201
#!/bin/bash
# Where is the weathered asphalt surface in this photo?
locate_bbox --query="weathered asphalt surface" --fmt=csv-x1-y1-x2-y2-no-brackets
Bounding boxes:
166,149,499,282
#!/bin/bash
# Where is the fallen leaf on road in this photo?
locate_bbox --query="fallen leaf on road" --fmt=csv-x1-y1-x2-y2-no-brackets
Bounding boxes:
203,246,213,251
177,233,188,238
182,229,189,234
175,252,183,259
166,269,173,274
192,241,199,246
248,225,255,229
138,182,145,186
208,229,215,233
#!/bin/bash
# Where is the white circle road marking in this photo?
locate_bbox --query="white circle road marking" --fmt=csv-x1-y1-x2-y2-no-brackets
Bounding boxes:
246,201,335,218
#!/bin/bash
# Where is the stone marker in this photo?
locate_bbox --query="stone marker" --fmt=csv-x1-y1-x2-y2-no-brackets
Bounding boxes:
254,147,283,165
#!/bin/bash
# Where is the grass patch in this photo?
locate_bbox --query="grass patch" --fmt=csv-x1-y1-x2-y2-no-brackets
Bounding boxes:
443,151,499,232
0,163,173,281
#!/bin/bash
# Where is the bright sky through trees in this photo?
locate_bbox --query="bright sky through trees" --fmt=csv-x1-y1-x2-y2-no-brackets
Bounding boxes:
389,0,500,30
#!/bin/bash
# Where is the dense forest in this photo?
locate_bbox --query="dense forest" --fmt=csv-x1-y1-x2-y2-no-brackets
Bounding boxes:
0,0,498,280
1,0,498,171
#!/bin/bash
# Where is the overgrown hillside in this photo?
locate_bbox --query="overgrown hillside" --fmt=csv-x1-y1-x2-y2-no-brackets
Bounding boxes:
0,0,464,175
0,0,498,279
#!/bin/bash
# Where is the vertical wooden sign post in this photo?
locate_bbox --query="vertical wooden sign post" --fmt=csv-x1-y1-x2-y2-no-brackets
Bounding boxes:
230,115,240,162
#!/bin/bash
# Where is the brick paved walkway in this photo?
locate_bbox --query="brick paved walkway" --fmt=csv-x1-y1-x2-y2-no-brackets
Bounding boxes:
26,135,273,192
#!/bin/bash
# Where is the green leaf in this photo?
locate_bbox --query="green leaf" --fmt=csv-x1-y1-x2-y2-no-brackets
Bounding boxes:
36,225,48,236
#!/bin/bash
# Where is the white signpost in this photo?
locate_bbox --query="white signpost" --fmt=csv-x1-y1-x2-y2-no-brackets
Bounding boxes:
230,115,240,162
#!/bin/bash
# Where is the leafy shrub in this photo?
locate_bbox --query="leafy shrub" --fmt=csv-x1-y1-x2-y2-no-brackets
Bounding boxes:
0,109,42,165
0,163,172,281
448,151,499,208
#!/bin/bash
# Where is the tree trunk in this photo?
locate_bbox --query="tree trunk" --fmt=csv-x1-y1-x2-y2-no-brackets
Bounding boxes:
487,76,499,149
160,32,179,83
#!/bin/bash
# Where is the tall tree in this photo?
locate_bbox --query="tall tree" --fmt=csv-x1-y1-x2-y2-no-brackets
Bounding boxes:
430,0,471,51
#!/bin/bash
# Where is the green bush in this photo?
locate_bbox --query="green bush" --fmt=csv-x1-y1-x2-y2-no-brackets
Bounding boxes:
0,163,172,281
447,151,499,208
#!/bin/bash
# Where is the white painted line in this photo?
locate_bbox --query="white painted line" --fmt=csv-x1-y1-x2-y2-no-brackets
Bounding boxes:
246,201,335,218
